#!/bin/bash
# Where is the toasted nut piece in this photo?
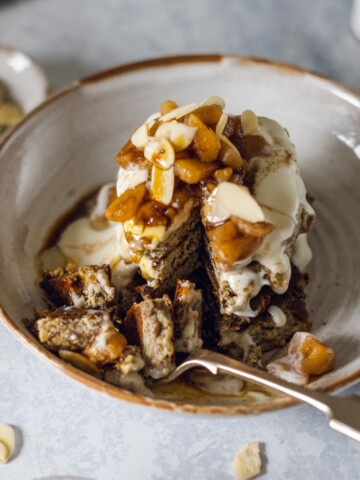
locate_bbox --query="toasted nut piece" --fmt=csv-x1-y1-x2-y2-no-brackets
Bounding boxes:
241,110,259,135
160,102,197,122
289,332,336,376
144,137,175,169
200,95,226,109
187,104,223,126
116,140,148,168
214,167,233,183
0,103,23,127
156,121,197,152
216,182,265,223
84,330,127,367
0,425,15,464
151,165,174,205
160,100,178,116
174,158,218,184
232,216,275,237
105,182,147,222
233,442,261,480
219,140,244,170
58,350,102,377
186,114,221,163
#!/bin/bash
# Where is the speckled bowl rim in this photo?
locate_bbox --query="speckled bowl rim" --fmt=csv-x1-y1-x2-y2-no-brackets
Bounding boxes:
1,55,360,415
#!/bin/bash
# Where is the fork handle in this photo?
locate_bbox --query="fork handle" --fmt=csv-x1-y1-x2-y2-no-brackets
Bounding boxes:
182,349,360,442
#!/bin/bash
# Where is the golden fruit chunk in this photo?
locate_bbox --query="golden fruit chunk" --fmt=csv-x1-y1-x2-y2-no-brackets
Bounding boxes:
58,350,102,377
0,103,23,127
135,199,168,226
292,334,336,376
84,330,127,367
214,167,233,183
174,158,218,184
151,165,174,205
208,220,262,266
241,110,259,135
160,100,178,116
187,104,223,126
105,182,147,222
207,220,239,243
232,216,275,238
186,114,221,163
144,137,175,169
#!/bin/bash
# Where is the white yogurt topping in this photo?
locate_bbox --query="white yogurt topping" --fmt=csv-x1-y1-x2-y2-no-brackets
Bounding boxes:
292,233,313,272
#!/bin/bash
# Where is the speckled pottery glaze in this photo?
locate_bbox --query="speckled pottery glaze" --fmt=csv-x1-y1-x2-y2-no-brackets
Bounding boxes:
0,45,49,113
0,55,360,414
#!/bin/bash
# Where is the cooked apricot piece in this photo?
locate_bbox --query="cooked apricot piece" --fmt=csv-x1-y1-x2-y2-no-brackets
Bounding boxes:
135,200,168,226
160,100,178,116
174,158,218,184
214,167,233,183
105,183,147,222
292,334,336,376
84,330,127,367
186,114,221,163
186,104,223,126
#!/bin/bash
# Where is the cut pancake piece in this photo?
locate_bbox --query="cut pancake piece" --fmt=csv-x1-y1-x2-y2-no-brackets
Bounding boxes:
40,264,116,309
122,295,175,379
173,279,203,353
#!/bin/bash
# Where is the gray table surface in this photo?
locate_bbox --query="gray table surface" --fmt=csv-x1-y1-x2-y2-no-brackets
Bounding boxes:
0,1,360,479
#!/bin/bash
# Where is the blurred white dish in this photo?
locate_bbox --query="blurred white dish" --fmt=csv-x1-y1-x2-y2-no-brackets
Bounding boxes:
0,45,49,114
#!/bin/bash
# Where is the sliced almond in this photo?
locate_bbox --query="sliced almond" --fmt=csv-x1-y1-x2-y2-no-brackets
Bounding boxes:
215,112,229,137
156,121,197,151
146,111,161,123
200,96,226,109
151,165,174,205
116,166,149,197
241,110,259,135
144,137,175,169
0,425,15,464
159,102,197,122
131,123,148,148
216,182,265,223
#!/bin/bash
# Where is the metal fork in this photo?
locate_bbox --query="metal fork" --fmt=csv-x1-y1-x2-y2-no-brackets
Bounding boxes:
154,348,360,442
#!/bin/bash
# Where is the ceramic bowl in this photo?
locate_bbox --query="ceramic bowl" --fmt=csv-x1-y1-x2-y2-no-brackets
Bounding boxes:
1,55,360,414
0,45,49,115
